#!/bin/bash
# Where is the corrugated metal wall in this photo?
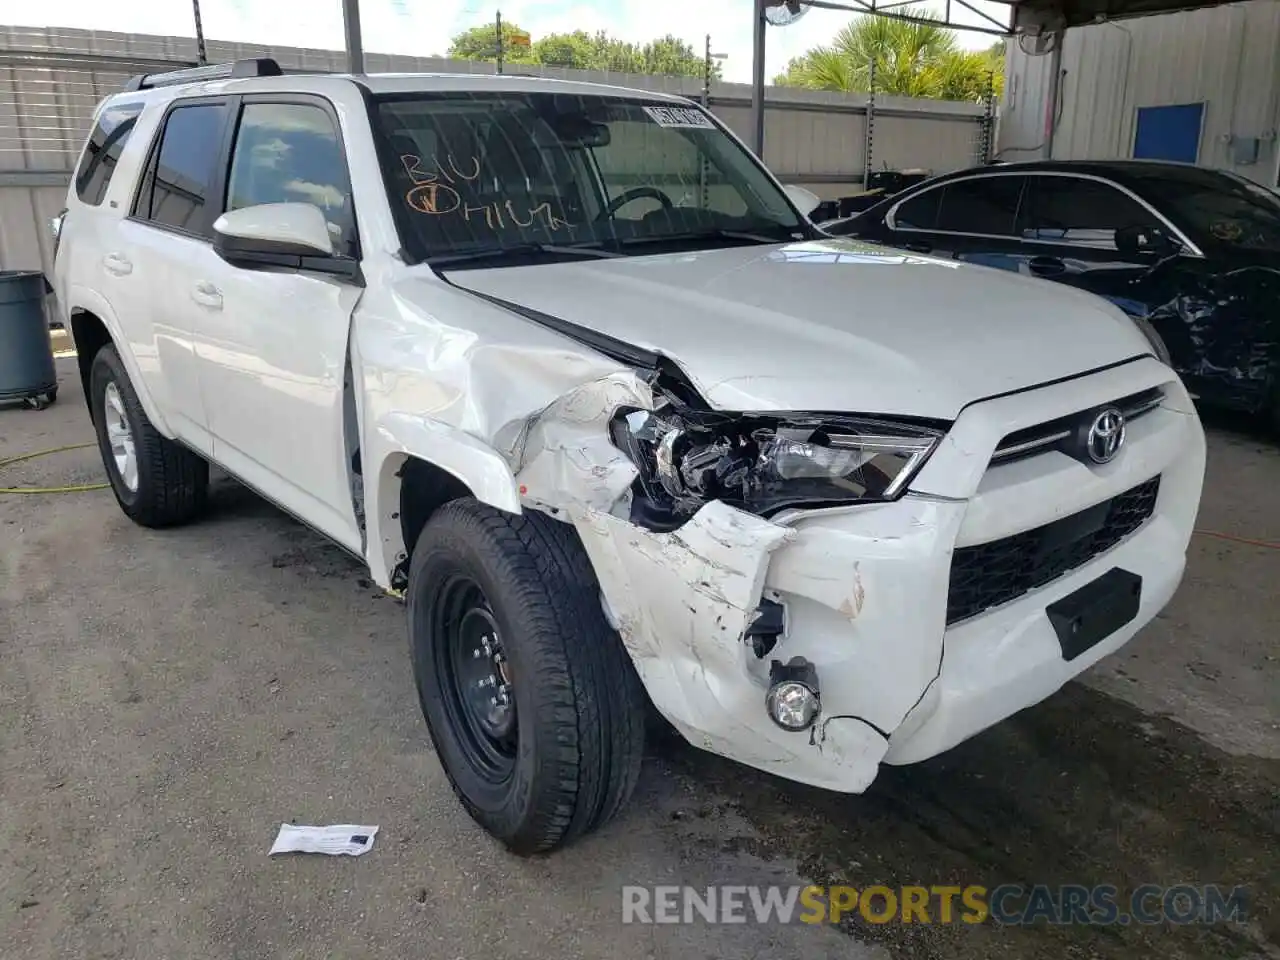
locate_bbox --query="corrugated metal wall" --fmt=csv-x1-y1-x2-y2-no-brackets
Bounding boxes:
1001,0,1280,184
0,25,990,288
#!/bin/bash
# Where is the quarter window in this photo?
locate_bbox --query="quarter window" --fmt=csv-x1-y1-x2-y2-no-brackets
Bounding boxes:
936,177,1024,236
226,102,354,254
74,102,144,206
137,103,227,235
1022,177,1152,246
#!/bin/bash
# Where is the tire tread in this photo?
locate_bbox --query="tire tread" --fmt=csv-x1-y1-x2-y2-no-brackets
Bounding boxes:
91,344,207,528
410,500,645,854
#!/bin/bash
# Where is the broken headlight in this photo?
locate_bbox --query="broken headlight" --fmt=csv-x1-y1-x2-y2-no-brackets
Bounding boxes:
611,407,942,527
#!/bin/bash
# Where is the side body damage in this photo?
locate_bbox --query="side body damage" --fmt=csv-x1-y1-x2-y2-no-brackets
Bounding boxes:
1144,261,1280,414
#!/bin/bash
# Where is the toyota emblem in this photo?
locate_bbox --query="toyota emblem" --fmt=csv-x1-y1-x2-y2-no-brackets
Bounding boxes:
1086,407,1126,464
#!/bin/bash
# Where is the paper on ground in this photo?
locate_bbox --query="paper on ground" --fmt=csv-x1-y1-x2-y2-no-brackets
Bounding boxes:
269,823,379,856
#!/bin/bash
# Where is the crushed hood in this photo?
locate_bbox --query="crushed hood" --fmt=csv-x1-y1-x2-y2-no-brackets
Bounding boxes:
448,239,1152,420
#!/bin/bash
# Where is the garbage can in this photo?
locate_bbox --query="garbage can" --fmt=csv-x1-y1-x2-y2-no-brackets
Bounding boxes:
0,271,57,409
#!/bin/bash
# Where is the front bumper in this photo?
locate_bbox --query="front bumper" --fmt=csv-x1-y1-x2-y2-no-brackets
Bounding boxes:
574,358,1206,793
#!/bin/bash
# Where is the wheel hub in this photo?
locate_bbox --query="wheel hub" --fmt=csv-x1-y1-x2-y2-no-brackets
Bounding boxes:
103,382,138,492
455,607,516,742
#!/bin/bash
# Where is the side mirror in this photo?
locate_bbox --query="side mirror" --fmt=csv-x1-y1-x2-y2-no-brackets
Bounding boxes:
1115,223,1180,259
783,184,822,217
213,202,336,261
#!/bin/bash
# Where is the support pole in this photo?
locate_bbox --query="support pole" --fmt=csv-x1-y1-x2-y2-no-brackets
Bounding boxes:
864,55,876,186
1043,40,1063,160
496,11,505,75
342,0,364,75
751,1,767,156
980,70,996,164
702,34,712,208
703,33,712,107
192,0,207,65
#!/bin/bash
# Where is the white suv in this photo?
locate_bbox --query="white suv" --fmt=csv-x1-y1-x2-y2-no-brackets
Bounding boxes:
54,59,1206,853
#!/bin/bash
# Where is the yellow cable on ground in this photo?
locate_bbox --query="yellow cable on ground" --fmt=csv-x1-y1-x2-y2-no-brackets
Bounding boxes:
0,442,110,494
1195,529,1280,551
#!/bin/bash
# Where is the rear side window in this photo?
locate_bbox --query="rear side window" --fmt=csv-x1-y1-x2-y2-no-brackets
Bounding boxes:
225,101,355,254
1022,176,1153,246
892,188,941,230
74,101,144,206
936,176,1024,236
135,102,227,235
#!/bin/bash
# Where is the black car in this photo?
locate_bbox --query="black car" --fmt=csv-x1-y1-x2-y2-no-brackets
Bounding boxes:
822,160,1280,427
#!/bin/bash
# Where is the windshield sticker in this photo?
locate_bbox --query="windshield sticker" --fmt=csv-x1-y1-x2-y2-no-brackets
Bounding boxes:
642,106,715,129
399,153,573,231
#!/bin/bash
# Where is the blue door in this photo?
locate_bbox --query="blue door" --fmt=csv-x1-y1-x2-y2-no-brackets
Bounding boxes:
1133,103,1204,163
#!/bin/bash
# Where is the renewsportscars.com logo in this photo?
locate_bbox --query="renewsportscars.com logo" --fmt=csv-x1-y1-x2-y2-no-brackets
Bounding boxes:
621,884,1249,926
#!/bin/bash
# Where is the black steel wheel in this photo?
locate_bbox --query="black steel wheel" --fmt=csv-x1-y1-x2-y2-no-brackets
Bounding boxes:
408,498,646,855
433,575,518,784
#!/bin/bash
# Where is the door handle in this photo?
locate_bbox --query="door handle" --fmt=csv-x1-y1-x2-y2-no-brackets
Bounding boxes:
902,240,932,254
1028,256,1066,278
191,281,223,310
103,253,133,277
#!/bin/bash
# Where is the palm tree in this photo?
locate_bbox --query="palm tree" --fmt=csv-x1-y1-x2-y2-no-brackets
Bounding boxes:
775,16,1002,102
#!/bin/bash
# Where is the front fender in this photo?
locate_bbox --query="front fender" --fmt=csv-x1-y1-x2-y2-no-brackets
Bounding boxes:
67,283,178,438
364,411,522,588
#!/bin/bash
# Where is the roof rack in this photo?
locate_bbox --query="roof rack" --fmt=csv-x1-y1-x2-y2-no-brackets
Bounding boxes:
123,57,283,92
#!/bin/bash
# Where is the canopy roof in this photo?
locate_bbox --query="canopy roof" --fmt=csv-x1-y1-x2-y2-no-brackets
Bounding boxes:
764,0,1240,36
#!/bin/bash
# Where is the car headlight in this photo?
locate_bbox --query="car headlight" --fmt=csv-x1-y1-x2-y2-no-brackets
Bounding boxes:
611,406,943,527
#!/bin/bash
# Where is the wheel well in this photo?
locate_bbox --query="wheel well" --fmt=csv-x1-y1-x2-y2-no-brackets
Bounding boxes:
399,457,472,560
69,309,112,420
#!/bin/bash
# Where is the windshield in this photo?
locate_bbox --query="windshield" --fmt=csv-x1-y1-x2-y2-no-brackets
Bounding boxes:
1134,169,1280,252
371,92,805,263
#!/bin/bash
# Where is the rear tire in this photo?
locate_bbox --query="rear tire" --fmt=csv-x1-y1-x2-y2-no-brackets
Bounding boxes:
408,498,646,855
89,344,208,527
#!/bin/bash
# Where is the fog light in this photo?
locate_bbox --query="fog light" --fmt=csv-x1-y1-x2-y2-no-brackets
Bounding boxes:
765,656,820,731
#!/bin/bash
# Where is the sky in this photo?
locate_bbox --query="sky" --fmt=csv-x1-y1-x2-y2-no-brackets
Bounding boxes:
0,0,1005,83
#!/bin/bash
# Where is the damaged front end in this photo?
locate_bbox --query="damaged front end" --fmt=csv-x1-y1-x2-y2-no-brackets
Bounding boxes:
517,371,961,790
607,388,945,532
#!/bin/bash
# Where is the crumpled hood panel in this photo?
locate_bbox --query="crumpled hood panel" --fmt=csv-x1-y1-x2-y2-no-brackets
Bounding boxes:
448,239,1152,421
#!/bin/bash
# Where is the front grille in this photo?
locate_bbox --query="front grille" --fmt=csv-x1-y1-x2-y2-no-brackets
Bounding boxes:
946,476,1161,625
990,387,1165,465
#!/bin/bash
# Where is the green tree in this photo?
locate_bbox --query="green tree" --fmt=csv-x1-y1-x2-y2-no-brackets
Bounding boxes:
450,24,721,78
531,30,597,69
532,30,642,71
640,35,719,78
447,21,536,65
589,33,645,73
774,16,1002,102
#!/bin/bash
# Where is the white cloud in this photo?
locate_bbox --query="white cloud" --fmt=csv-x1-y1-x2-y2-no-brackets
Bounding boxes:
0,0,1005,83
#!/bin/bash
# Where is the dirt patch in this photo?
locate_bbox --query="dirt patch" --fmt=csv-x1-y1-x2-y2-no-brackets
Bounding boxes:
654,682,1279,959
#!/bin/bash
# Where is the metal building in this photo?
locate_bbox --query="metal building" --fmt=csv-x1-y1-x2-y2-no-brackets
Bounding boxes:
1000,0,1280,186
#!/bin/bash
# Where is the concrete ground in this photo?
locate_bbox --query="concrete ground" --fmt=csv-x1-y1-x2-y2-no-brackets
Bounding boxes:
1,359,1276,960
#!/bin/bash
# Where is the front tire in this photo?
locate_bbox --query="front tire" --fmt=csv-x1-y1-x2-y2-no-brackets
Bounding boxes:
90,344,208,527
408,499,646,855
